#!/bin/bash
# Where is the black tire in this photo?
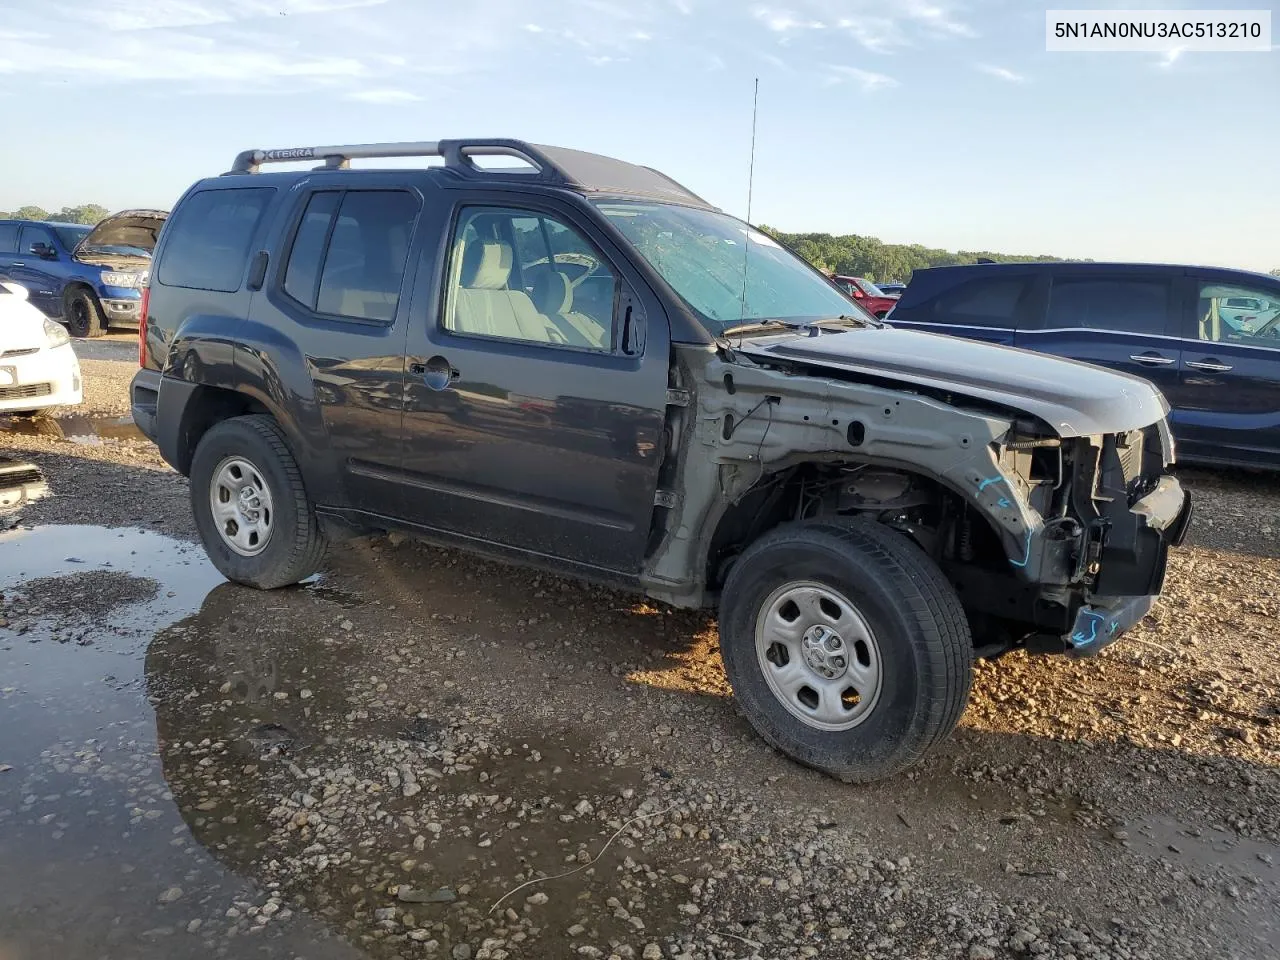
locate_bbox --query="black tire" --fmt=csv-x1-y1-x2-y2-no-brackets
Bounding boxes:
190,415,327,589
719,519,973,782
64,287,105,338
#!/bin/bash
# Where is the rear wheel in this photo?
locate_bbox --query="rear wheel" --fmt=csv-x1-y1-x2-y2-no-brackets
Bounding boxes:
719,519,973,782
190,415,327,589
64,288,105,338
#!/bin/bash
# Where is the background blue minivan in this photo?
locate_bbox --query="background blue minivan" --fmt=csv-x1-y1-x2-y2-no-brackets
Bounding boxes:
0,210,167,338
888,262,1280,470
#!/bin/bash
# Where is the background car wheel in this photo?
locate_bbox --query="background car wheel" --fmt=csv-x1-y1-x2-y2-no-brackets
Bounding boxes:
190,414,327,589
63,288,105,338
719,519,973,782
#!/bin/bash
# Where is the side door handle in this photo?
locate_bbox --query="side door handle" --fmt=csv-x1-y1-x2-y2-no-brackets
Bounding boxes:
410,355,458,391
1129,353,1175,366
10,262,24,268
1186,359,1233,373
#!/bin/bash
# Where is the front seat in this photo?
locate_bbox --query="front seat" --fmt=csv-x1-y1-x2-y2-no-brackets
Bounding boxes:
529,269,608,349
452,240,556,343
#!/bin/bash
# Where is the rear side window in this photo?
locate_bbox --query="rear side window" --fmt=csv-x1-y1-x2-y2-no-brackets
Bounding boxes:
158,187,274,292
932,277,1027,329
281,190,420,323
1045,278,1170,335
0,224,18,254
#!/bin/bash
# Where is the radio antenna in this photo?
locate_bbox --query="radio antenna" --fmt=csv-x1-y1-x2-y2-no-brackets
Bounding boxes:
746,76,759,223
739,77,759,326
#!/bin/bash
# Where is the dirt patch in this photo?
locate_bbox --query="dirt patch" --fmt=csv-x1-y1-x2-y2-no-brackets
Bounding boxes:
1,570,159,638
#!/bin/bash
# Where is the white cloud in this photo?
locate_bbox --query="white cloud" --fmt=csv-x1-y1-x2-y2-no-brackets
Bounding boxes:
1158,47,1185,69
344,88,421,103
976,63,1025,83
759,1,976,52
752,6,825,33
823,64,898,91
902,0,975,38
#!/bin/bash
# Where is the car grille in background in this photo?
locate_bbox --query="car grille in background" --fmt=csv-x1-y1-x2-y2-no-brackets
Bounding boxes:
0,347,40,359
0,383,52,400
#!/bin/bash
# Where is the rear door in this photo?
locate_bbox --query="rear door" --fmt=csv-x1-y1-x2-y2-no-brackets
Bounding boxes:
1173,273,1280,467
11,225,63,316
889,272,1035,345
397,191,669,574
1015,271,1182,400
243,175,423,515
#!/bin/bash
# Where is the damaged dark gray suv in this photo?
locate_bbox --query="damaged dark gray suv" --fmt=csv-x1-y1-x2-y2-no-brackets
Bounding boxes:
131,139,1192,782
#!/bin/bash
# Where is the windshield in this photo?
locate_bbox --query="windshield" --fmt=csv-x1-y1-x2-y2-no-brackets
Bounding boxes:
53,225,91,249
855,277,885,297
594,200,862,333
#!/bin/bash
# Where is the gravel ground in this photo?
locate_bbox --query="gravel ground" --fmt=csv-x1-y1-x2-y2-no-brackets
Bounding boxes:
1,355,1277,960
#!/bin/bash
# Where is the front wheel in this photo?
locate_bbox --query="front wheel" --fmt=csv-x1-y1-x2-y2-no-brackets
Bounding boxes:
190,415,327,589
64,288,105,338
719,520,973,782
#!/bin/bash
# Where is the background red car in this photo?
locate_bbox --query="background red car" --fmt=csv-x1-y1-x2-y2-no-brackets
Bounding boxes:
831,275,899,318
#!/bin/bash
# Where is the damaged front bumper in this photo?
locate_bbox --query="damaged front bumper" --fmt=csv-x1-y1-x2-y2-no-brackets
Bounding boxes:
1063,476,1193,658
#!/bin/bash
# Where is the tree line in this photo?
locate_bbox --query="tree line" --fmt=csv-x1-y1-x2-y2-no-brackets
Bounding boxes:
759,226,1071,284
0,204,111,225
3,203,1276,280
760,227,1280,285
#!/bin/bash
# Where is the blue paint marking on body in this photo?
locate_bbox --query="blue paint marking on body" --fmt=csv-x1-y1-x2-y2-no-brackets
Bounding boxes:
1071,610,1107,646
976,475,1033,567
1008,530,1032,568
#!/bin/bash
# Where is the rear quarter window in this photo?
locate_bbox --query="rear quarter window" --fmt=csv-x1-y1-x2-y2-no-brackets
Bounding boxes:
157,187,274,292
930,276,1029,329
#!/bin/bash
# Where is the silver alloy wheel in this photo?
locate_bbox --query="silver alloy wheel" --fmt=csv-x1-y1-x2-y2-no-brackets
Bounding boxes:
754,581,883,731
209,456,274,557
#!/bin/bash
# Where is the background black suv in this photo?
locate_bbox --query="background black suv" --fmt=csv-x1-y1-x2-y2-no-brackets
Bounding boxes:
889,261,1280,469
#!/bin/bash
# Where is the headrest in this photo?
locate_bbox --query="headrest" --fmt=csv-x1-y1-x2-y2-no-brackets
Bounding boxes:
461,240,513,290
530,270,572,315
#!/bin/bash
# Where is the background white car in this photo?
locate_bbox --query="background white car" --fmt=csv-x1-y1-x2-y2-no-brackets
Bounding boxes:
0,278,82,415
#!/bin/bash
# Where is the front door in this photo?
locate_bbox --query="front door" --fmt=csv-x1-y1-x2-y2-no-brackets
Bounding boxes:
1173,274,1280,467
12,225,63,316
1015,272,1183,400
399,196,669,574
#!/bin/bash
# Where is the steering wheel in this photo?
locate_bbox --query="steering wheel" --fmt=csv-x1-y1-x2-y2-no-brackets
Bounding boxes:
536,252,602,290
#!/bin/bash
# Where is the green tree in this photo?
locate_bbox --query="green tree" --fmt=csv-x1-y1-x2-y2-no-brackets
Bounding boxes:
759,225,1069,282
52,204,110,225
12,205,50,221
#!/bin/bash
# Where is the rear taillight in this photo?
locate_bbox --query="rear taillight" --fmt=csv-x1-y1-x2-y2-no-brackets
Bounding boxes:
138,286,150,367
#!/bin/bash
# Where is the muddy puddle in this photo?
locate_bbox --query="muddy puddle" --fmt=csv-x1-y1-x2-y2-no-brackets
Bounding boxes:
0,413,146,444
0,524,686,960
0,526,364,960
1120,815,1280,881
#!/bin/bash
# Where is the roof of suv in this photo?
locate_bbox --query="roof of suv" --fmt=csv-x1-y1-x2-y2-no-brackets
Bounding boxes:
221,138,717,210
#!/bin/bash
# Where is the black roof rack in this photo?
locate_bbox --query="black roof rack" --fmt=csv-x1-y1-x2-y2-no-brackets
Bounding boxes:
224,138,714,208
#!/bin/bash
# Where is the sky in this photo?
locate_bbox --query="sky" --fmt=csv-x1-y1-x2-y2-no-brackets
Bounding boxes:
1,0,1276,271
